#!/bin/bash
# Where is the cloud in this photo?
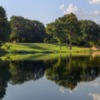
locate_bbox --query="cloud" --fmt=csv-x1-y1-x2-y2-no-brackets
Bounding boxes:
88,0,100,4
90,10,100,16
59,4,65,12
59,4,100,24
64,4,78,14
89,93,100,100
94,19,98,22
59,4,79,14
59,86,65,94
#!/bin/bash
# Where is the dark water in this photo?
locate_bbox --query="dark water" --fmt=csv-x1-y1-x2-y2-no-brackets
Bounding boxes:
0,54,100,100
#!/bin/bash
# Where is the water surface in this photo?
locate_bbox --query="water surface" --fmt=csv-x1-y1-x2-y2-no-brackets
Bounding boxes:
0,53,100,100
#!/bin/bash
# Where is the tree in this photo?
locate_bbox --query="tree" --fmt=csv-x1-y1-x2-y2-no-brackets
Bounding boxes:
10,16,26,42
10,16,46,43
46,20,65,49
79,20,100,47
60,13,79,50
46,13,80,50
53,19,66,49
0,6,10,42
46,22,57,43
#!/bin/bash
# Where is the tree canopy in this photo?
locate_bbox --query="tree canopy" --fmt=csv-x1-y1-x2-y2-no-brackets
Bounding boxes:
79,20,100,46
0,6,10,42
46,13,100,48
10,16,46,43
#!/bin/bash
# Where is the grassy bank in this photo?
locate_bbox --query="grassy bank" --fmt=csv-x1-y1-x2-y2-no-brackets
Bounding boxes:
1,43,91,53
1,52,100,61
0,53,91,61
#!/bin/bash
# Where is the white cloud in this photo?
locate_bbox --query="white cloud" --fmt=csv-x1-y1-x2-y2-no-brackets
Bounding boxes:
59,86,65,94
94,19,98,23
59,4,100,24
67,87,78,94
59,4,65,12
64,4,79,14
88,0,100,4
89,93,100,100
90,10,100,16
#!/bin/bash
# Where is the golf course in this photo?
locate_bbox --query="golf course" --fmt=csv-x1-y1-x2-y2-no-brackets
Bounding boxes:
0,43,92,53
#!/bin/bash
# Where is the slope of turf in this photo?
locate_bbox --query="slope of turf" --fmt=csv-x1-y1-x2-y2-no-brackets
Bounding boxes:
0,53,92,61
1,43,91,53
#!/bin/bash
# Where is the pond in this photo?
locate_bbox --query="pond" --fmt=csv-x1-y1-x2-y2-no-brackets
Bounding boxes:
0,53,100,100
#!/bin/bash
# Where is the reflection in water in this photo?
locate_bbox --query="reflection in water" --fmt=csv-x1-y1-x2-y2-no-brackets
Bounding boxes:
46,55,100,90
0,61,10,99
0,54,99,99
89,93,100,100
0,60,47,99
9,61,46,84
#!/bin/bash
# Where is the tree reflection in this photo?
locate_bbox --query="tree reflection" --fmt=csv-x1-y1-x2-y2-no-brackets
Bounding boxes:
45,55,100,90
0,60,47,99
0,61,10,99
9,61,46,84
0,55,99,99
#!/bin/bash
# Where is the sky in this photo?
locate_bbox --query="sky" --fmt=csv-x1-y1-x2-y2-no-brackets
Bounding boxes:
0,0,100,25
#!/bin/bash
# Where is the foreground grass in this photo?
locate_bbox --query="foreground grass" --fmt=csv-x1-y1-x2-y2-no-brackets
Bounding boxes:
1,43,91,53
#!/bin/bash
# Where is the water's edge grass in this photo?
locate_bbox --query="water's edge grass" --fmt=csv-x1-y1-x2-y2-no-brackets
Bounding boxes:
0,43,95,54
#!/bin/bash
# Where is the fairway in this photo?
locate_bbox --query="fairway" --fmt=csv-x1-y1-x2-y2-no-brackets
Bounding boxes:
1,43,91,53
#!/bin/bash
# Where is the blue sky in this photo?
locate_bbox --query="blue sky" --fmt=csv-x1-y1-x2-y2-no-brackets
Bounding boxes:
0,0,100,25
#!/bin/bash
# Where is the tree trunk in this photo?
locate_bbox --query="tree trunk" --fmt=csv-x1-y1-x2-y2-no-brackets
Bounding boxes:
69,40,72,50
68,54,72,73
66,36,68,48
59,42,62,50
69,33,72,50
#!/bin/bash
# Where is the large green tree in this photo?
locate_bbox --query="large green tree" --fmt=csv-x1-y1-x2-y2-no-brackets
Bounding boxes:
79,20,100,46
46,19,65,49
0,6,10,42
46,22,57,43
10,16,46,43
53,19,66,49
60,13,79,50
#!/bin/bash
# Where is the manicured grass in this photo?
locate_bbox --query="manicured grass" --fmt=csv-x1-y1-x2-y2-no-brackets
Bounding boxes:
0,53,91,61
1,43,91,53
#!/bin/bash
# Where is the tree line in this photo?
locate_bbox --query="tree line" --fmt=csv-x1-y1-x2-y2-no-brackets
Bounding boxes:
0,6,100,48
46,13,100,49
